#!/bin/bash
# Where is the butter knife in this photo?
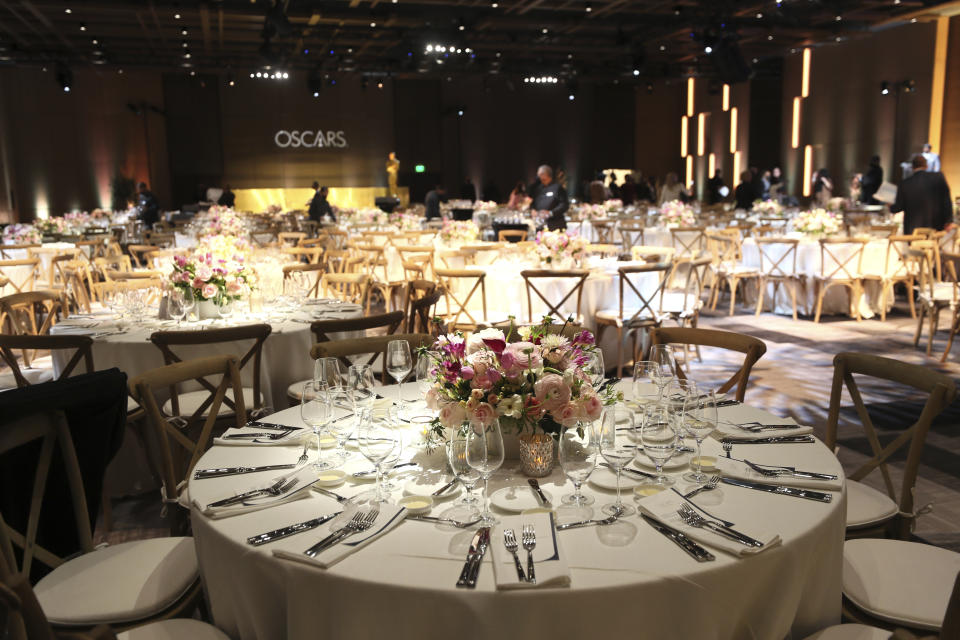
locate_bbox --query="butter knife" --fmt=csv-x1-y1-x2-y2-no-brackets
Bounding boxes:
721,477,833,502
466,527,491,588
720,435,815,445
457,528,486,588
194,464,297,479
222,431,296,441
247,421,303,431
431,479,458,497
641,514,715,562
352,462,418,478
246,512,342,546
528,478,550,506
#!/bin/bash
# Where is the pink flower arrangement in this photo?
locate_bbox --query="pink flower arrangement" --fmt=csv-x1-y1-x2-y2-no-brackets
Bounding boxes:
533,229,588,265
439,219,480,245
196,206,248,237
2,223,42,244
422,319,619,443
168,250,256,302
659,200,697,227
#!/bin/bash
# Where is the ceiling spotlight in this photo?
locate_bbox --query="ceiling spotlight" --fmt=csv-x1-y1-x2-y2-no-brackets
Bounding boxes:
79,23,86,31
756,12,762,18
184,51,191,59
56,63,73,92
377,81,383,89
181,28,188,36
174,12,181,19
92,39,98,45
370,21,376,28
182,40,188,47
835,36,842,42
585,2,592,12
313,91,319,97
704,45,713,54
492,1,498,6
659,44,666,51
229,79,235,86
65,8,71,13
632,69,640,76
542,28,548,34
256,72,262,77
835,15,842,21
118,69,123,74
568,94,575,100
457,109,464,116
881,81,890,95
767,35,773,40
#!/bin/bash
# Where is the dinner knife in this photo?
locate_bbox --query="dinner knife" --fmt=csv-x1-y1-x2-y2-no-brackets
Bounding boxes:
466,527,491,588
742,459,838,481
352,462,418,478
720,435,815,445
602,463,656,480
193,464,297,479
247,421,303,431
528,478,550,506
431,479,458,497
641,514,715,562
222,431,296,441
721,477,833,502
457,528,486,588
246,512,342,546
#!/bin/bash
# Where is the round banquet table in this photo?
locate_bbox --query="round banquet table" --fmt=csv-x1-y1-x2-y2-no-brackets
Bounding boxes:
188,382,845,640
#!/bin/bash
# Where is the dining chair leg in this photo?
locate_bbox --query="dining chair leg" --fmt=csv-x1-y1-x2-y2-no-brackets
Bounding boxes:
941,310,959,363
914,305,926,346
927,308,939,356
879,281,888,322
728,278,738,316
907,278,916,318
854,283,863,322
814,281,824,323
755,278,765,316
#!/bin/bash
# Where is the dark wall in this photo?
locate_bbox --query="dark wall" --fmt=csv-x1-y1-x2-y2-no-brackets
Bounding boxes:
163,74,224,206
749,62,783,173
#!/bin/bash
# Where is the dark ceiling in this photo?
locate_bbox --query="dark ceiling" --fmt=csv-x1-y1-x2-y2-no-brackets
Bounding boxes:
0,0,953,85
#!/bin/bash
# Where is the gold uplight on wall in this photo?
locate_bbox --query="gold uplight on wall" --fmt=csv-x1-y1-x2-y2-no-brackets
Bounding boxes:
697,112,706,156
708,153,716,177
802,145,813,197
729,107,738,154
685,155,693,189
687,77,695,117
681,115,689,158
733,151,741,187
791,97,801,149
722,84,730,112
801,47,811,98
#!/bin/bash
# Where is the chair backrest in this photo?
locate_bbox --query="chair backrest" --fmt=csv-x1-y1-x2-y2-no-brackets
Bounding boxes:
0,335,94,387
0,410,92,577
0,291,61,337
434,268,488,329
408,285,443,336
819,237,868,280
281,246,323,264
756,237,799,277
650,327,767,402
130,355,246,508
826,352,957,538
619,221,646,250
0,515,62,640
321,272,370,308
631,245,676,263
618,263,671,326
310,310,405,372
591,220,616,244
126,245,157,268
311,333,434,383
149,324,272,416
0,244,40,260
278,231,307,247
585,243,620,257
437,248,478,269
520,269,589,323
707,232,738,266
0,259,40,294
498,229,528,242
670,226,706,258
884,234,922,279
147,232,175,248
663,255,711,308
868,224,899,238
94,254,133,274
283,262,324,298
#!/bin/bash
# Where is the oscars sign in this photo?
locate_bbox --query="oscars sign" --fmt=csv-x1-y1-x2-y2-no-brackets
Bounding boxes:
274,130,348,148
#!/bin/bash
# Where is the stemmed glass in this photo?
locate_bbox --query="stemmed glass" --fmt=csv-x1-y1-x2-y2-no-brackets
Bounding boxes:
412,351,438,423
583,350,605,389
356,418,398,504
465,416,504,526
633,361,664,406
300,381,333,471
181,288,195,325
641,402,679,486
682,390,718,485
386,339,413,412
446,434,481,512
326,385,354,467
559,422,598,506
168,289,186,327
216,295,234,325
316,357,345,389
347,363,376,416
649,344,676,394
599,406,636,516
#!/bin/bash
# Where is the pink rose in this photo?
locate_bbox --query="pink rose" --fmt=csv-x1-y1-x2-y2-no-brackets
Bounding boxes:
192,277,205,289
534,373,571,413
556,402,580,427
502,341,541,377
196,264,213,281
425,388,440,410
471,402,497,427
579,393,603,421
201,283,218,299
438,402,466,429
461,366,475,381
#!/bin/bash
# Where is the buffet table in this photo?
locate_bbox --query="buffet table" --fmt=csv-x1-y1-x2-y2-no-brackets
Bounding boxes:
188,382,845,640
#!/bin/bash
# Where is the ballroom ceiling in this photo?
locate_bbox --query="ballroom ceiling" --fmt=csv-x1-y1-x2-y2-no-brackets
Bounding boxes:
0,0,956,86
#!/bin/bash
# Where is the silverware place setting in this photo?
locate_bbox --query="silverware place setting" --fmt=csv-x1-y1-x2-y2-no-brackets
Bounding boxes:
304,506,380,558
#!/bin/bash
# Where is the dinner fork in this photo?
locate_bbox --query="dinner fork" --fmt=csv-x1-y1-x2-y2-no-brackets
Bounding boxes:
677,504,763,548
723,442,733,459
297,442,309,466
683,474,720,499
207,475,298,508
522,524,536,584
305,507,379,557
503,530,526,582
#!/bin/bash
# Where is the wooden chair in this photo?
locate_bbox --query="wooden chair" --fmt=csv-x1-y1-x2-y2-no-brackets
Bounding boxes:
755,237,801,320
909,244,956,356
660,255,711,329
321,273,370,311
47,252,80,290
407,285,444,336
859,234,920,322
826,352,957,539
498,229,528,242
936,251,960,362
281,246,323,265
0,408,205,633
93,255,133,276
650,327,767,402
283,263,324,299
752,225,779,238
126,245,157,269
0,258,40,294
631,246,676,263
277,231,307,247
520,269,589,324
619,221,646,251
0,335,94,389
149,324,272,420
394,245,435,279
0,291,62,368
591,220,616,244
0,243,40,259
310,333,434,383
146,233,176,248
585,243,621,258
813,238,868,323
670,226,707,259
868,224,899,239
436,248,478,269
595,262,671,377
434,268,496,332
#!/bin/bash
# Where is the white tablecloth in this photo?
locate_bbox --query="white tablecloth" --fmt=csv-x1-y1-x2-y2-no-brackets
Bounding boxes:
188,382,845,640
1,242,76,293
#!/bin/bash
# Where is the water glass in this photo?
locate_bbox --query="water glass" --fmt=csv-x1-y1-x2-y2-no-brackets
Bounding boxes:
682,390,718,485
465,417,504,525
348,363,376,414
168,289,186,326
599,406,636,516
583,350,605,388
641,403,678,486
632,361,662,406
446,434,480,508
386,339,413,409
315,357,344,389
300,381,333,471
326,386,356,466
357,418,398,504
559,422,598,506
216,296,234,325
182,287,196,323
648,344,676,392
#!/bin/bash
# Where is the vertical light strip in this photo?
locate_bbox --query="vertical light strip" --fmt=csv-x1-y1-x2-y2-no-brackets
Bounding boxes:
697,112,706,156
928,16,949,152
733,151,741,187
803,145,813,197
722,84,730,111
801,47,811,98
708,153,716,177
685,155,694,189
791,97,801,149
681,116,688,157
687,77,695,117
729,107,738,153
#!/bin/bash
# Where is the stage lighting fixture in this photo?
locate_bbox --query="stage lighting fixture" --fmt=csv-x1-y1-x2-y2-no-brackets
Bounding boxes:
881,81,890,95
55,63,73,92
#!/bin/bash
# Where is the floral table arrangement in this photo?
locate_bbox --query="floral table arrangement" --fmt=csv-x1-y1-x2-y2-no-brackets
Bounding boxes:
342,207,389,227
168,250,256,318
2,223,42,245
793,208,842,236
751,200,784,217
388,211,423,230
659,200,697,227
422,319,619,475
532,229,587,268
439,219,480,246
474,201,499,213
196,206,248,237
602,199,624,214
572,203,608,220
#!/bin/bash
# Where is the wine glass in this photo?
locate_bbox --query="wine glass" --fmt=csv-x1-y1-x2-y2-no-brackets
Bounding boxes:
412,350,438,422
356,418,398,504
181,287,195,324
446,434,480,510
641,402,679,486
347,363,376,415
599,406,636,516
465,416,504,525
326,385,355,467
168,289,186,327
583,350,605,389
386,339,413,411
216,295,234,325
649,344,676,393
315,357,344,389
682,389,718,485
633,361,663,406
559,422,598,506
300,381,333,471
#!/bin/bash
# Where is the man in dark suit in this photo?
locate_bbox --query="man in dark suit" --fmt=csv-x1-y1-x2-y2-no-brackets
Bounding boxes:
218,184,236,208
891,155,953,234
136,182,159,229
308,182,334,222
424,185,447,220
531,165,569,231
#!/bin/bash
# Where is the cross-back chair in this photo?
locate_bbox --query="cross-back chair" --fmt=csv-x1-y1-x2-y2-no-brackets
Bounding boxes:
860,234,921,321
146,232,176,248
126,245,157,269
0,243,39,259
0,291,62,368
0,335,94,389
407,283,444,336
520,269,590,323
755,237,801,320
585,243,621,258
650,326,767,402
660,255,710,329
707,232,758,316
936,251,960,362
437,248,478,269
310,333,435,383
0,258,40,294
281,246,323,265
670,226,707,258
277,231,306,247
619,221,646,251
498,229,528,242
631,246,676,263
867,224,899,239
591,220,616,244
434,268,495,332
283,263,324,298
814,237,868,323
321,272,371,311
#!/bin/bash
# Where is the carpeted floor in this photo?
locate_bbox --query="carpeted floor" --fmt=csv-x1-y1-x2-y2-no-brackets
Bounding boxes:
94,300,960,551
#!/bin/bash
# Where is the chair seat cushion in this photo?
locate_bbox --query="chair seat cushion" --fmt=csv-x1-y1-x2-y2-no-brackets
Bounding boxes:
660,292,703,315
801,624,893,640
0,368,53,390
843,538,960,631
162,387,259,417
36,537,199,626
846,480,898,529
595,309,659,325
117,619,230,640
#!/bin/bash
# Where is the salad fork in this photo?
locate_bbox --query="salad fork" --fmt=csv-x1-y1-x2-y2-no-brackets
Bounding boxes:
522,524,537,584
503,530,526,582
207,475,298,508
677,504,764,548
684,474,720,499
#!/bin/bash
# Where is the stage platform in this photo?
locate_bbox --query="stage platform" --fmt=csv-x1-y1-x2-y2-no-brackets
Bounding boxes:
234,187,409,213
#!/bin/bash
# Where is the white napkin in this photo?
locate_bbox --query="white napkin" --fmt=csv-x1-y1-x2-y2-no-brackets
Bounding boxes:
638,490,780,557
213,425,310,447
489,512,570,590
714,457,843,491
194,466,318,519
273,504,407,569
713,404,812,440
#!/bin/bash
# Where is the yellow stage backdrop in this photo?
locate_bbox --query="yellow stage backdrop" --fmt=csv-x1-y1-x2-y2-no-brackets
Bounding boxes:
234,187,409,213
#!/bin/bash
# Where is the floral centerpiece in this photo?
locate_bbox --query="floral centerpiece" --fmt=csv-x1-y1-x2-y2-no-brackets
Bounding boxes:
167,250,256,319
827,197,848,213
659,199,697,227
794,208,842,236
751,200,784,217
196,233,252,261
265,204,283,215
572,203,608,220
474,200,499,213
421,319,620,462
533,229,588,267
602,199,624,214
439,219,480,245
34,217,68,237
2,223,42,244
197,206,248,237
342,207,388,227
388,211,422,230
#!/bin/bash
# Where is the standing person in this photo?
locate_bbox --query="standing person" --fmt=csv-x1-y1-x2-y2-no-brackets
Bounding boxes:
706,170,726,204
588,172,608,204
922,143,942,173
532,165,569,231
636,173,655,202
460,177,477,201
749,167,764,201
769,166,784,200
218,184,236,208
860,156,883,204
386,152,400,196
424,185,447,220
136,181,159,229
658,172,685,204
608,172,621,199
812,168,833,206
620,174,637,205
734,171,755,210
308,184,334,222
891,155,953,234
506,182,530,210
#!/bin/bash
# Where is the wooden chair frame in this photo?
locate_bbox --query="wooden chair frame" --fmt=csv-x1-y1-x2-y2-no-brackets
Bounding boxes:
755,238,800,320
520,269,589,323
283,263,324,298
310,333,435,383
0,335,94,388
0,244,40,260
670,227,707,258
434,268,489,331
814,238,868,323
309,310,405,373
937,251,960,362
0,259,40,294
320,273,371,312
619,221,646,251
497,229,528,242
0,292,62,367
590,220,616,245
708,233,758,316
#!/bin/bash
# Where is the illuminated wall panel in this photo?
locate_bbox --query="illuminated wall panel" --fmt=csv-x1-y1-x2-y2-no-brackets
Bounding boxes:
791,97,801,149
681,115,688,157
687,77,695,117
729,107,738,153
801,48,811,98
803,145,813,197
697,112,705,156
